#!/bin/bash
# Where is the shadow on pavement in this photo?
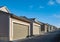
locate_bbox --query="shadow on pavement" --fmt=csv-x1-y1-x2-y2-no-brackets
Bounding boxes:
52,33,60,42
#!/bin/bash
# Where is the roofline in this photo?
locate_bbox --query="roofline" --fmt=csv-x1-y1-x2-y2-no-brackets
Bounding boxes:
29,19,42,25
4,6,10,13
0,11,31,23
0,6,4,8
10,14,31,23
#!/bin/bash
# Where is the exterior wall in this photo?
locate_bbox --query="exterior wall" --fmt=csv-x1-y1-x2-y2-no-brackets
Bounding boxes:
45,25,48,32
0,12,9,41
9,17,30,41
48,25,51,32
30,21,33,36
47,25,50,32
51,26,54,31
41,25,45,32
49,26,54,32
0,7,9,13
33,23,40,35
40,24,48,35
40,25,45,35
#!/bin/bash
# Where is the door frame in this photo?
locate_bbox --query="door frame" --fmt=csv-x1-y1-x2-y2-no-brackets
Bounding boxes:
12,21,29,40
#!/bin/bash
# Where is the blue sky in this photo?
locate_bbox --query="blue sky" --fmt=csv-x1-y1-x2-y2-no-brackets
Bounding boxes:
0,0,60,27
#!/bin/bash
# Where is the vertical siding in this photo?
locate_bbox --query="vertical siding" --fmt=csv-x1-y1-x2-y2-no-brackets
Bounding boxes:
0,12,9,41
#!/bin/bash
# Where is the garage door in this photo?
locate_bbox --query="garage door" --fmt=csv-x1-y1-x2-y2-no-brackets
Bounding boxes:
13,22,29,40
33,25,40,35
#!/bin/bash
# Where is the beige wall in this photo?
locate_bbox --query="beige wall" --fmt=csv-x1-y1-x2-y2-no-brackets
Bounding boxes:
45,25,48,32
33,23,40,35
0,12,9,41
48,26,51,32
9,17,30,41
51,26,54,31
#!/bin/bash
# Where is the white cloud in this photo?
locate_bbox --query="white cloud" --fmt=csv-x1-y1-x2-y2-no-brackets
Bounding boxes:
53,14,60,18
56,0,60,4
48,0,55,5
39,6,44,8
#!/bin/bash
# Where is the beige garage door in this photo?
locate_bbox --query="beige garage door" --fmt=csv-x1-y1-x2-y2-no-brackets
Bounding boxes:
13,22,29,40
33,25,40,35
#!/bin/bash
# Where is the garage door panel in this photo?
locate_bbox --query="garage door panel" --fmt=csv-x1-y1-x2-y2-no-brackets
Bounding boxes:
33,25,40,35
13,22,29,40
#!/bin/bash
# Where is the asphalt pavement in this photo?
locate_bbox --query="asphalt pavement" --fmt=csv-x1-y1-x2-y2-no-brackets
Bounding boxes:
15,30,60,42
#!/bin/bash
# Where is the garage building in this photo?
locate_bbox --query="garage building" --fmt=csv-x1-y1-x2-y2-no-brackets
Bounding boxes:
29,18,42,36
0,11,31,42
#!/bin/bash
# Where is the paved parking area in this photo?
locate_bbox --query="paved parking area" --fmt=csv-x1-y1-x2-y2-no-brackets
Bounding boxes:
14,30,60,42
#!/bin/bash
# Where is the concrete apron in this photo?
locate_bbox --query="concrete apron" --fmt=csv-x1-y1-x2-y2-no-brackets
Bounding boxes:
10,35,40,42
9,37,33,42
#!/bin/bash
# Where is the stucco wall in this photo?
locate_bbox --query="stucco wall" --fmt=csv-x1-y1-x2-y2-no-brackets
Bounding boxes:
9,17,30,41
0,12,9,41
